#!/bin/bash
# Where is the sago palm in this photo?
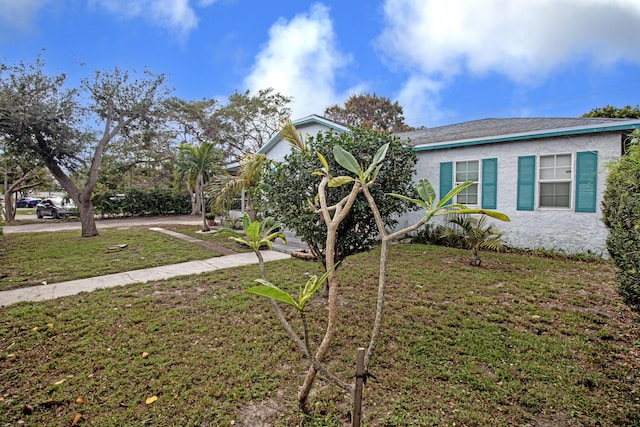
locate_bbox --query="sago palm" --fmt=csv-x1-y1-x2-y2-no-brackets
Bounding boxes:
440,215,505,266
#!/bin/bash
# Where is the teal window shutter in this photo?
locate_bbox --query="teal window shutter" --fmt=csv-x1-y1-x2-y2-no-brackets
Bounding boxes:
439,162,453,205
482,158,497,209
517,156,536,211
575,151,598,212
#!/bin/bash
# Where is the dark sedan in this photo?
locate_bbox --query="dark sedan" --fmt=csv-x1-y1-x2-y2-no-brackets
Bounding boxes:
16,198,41,208
36,198,76,219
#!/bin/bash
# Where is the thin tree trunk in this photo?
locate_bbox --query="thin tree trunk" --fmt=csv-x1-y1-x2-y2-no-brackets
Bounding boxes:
298,179,362,412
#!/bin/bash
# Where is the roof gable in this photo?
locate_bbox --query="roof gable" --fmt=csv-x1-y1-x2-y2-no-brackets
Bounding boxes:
258,114,348,156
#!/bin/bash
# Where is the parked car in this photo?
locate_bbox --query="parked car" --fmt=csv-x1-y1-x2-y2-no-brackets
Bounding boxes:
16,198,41,208
36,198,76,219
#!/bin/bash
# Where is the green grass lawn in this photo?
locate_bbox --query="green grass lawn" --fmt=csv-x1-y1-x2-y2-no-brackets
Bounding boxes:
0,228,230,291
1,243,638,426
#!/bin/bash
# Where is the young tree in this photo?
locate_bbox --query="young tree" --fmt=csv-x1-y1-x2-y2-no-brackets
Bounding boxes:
0,57,170,236
324,93,414,133
176,141,225,232
250,143,509,415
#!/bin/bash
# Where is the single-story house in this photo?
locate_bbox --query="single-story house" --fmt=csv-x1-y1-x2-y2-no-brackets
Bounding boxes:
257,114,640,256
396,117,640,256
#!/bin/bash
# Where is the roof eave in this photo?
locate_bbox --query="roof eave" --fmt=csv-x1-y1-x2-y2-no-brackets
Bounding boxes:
412,121,640,152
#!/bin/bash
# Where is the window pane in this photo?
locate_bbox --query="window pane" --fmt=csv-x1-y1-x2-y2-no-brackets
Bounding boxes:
539,182,570,208
539,167,555,180
455,161,479,182
540,154,572,180
458,183,478,204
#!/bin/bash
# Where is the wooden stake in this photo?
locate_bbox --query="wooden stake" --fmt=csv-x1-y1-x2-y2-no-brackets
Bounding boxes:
352,347,365,427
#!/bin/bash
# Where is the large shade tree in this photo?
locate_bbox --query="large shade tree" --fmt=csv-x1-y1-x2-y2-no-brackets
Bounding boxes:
583,105,640,119
324,93,414,133
0,57,170,236
218,88,292,160
1,140,48,222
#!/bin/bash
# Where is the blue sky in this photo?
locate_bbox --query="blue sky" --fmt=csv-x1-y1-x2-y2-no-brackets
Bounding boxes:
1,0,640,128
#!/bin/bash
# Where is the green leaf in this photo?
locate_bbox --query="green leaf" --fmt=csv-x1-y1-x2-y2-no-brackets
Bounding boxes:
437,182,472,210
246,282,300,309
242,213,250,232
317,152,330,172
246,220,260,243
387,192,427,208
451,209,511,222
416,179,436,204
298,262,339,309
333,145,361,176
371,143,389,166
328,176,356,187
215,228,243,239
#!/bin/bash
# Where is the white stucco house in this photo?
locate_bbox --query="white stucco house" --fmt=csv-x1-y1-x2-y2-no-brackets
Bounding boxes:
257,114,640,256
396,117,640,256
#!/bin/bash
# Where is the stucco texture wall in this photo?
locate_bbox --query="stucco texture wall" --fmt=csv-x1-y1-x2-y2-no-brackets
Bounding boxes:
398,133,623,256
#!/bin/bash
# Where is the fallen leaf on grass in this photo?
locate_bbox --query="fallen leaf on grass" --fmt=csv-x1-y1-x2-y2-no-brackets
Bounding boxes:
31,327,39,331
53,379,66,385
46,323,54,328
75,396,88,404
71,413,83,426
145,396,158,405
142,352,149,359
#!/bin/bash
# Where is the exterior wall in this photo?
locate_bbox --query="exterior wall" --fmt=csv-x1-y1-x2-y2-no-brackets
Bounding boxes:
398,133,623,255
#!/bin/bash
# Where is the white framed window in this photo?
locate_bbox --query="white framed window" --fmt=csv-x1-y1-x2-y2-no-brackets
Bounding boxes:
538,154,572,208
455,160,479,205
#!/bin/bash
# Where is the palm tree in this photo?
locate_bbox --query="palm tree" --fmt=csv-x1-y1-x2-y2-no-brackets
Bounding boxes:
208,152,269,221
440,214,505,266
176,141,224,232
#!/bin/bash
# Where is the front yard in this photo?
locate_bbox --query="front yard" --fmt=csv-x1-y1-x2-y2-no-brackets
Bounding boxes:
1,242,638,425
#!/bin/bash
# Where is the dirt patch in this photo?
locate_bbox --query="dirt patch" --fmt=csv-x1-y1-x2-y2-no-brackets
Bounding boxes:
234,390,287,426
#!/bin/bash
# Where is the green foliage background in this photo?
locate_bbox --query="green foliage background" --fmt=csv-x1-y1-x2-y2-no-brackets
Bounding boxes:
259,128,417,265
602,132,640,312
92,187,190,217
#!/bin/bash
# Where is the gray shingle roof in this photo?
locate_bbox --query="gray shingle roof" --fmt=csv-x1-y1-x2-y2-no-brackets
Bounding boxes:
397,118,632,147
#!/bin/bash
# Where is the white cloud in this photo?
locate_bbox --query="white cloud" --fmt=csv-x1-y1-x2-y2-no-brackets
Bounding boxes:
90,0,200,40
0,0,51,34
395,75,448,128
378,0,640,125
243,3,365,119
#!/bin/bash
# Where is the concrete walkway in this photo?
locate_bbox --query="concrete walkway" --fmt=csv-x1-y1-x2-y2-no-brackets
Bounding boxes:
0,251,290,306
1,216,310,307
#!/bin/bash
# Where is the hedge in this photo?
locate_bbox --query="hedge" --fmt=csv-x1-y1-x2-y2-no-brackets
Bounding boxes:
92,188,191,217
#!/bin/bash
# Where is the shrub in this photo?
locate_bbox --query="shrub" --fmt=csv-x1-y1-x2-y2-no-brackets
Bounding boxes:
92,188,191,217
602,132,640,313
259,127,417,265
